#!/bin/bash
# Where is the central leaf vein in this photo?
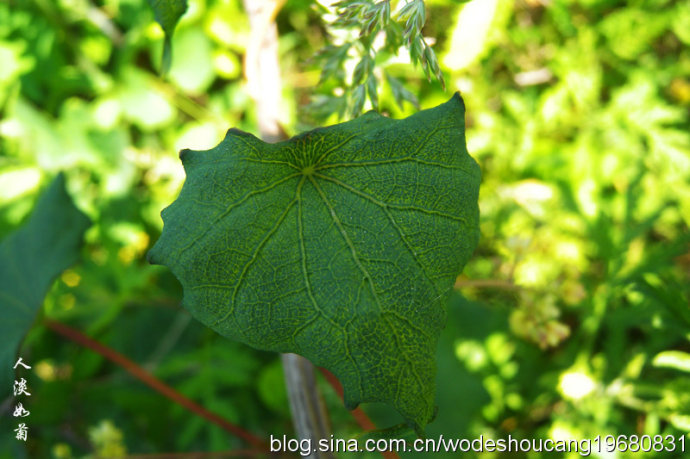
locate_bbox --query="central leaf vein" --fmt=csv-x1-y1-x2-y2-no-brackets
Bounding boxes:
297,176,361,393
309,176,425,392
314,172,442,336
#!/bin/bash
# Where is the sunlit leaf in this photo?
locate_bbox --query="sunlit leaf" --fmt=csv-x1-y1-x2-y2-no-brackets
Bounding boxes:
653,351,690,373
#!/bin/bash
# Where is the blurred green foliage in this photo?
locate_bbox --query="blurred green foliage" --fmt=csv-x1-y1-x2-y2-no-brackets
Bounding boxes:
0,0,689,457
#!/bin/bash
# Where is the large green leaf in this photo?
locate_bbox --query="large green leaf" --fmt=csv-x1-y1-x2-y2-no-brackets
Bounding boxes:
148,93,480,431
147,0,188,72
0,174,90,398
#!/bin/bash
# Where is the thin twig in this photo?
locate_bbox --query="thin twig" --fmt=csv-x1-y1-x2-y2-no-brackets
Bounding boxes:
43,319,271,454
282,354,334,459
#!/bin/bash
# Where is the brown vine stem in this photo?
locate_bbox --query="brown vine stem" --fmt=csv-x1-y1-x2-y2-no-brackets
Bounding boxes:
317,368,376,431
43,319,271,454
454,278,519,290
317,368,401,459
125,450,264,458
124,450,265,458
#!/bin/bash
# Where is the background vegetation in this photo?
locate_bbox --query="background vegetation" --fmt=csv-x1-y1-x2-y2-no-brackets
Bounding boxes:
1,0,689,457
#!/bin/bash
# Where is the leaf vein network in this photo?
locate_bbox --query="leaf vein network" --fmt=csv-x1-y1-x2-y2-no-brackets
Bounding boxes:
244,158,301,170
308,176,425,392
174,172,301,262
213,195,298,326
313,171,444,326
313,172,465,222
316,157,466,171
297,176,361,393
313,134,358,166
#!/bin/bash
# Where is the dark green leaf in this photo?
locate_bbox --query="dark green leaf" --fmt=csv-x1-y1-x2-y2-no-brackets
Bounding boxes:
148,94,480,431
0,174,90,398
146,0,188,73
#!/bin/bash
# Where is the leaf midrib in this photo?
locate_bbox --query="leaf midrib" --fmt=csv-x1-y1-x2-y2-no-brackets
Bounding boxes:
309,176,426,397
